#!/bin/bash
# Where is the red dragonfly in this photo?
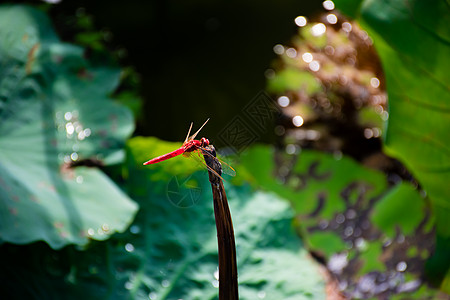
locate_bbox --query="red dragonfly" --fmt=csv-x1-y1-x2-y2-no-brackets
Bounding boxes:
143,119,236,178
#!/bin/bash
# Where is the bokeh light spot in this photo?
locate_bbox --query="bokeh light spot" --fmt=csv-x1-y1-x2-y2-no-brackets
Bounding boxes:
295,16,307,27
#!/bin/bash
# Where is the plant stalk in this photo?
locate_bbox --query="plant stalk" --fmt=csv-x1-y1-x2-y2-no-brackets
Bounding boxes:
202,145,238,300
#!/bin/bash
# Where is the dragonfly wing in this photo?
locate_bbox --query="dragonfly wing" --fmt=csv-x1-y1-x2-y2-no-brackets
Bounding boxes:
183,151,225,180
188,118,210,141
220,160,236,177
184,122,193,143
199,148,236,177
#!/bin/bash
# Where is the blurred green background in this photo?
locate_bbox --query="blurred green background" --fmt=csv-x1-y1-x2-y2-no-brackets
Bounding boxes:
0,0,449,299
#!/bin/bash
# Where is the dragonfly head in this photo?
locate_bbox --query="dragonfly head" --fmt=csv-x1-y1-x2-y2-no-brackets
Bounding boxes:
200,137,209,147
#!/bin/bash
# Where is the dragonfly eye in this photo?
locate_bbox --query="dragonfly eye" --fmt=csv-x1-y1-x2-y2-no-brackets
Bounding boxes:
201,138,209,147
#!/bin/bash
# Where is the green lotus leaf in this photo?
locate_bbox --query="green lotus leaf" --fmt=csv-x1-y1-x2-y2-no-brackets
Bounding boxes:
239,145,387,220
0,137,327,299
123,137,327,299
334,0,450,286
0,5,137,249
371,182,427,238
267,68,322,95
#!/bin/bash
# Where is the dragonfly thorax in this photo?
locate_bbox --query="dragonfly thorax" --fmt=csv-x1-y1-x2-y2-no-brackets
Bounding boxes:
183,138,209,153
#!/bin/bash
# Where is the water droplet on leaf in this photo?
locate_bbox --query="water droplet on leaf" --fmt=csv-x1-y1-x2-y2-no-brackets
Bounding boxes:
125,243,135,252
